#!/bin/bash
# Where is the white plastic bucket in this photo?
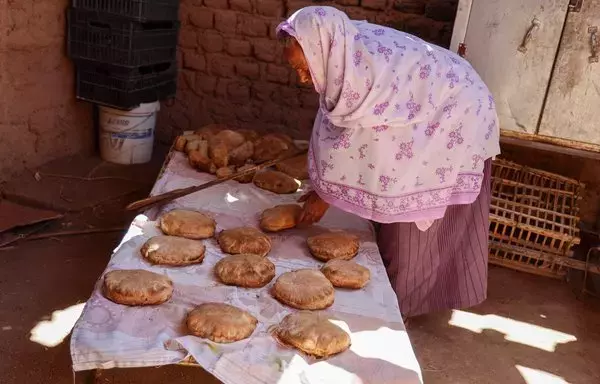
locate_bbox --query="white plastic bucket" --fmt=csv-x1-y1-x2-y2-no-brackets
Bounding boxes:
98,101,160,164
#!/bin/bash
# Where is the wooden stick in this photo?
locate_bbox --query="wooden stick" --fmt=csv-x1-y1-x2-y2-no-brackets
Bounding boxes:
0,227,126,250
126,148,308,212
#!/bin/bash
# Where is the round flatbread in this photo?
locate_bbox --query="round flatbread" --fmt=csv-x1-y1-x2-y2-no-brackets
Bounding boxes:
218,227,271,256
259,204,302,232
273,311,351,358
253,170,299,194
103,269,173,306
215,254,276,288
159,210,216,239
307,232,360,261
252,134,291,162
187,303,257,343
141,235,206,266
321,259,370,289
272,269,334,310
234,164,256,183
275,154,308,180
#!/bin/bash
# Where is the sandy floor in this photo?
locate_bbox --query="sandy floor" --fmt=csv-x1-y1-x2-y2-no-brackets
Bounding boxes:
1,151,598,384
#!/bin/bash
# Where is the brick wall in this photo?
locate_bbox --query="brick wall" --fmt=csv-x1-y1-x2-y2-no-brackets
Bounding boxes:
0,0,94,182
156,0,458,142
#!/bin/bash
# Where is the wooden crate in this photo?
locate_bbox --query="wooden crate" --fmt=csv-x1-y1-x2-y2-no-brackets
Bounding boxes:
489,159,584,278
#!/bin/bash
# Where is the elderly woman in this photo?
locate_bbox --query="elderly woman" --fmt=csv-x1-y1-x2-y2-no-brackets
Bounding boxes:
277,6,500,320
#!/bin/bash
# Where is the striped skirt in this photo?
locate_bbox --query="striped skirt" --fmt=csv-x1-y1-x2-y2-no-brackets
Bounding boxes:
377,160,492,317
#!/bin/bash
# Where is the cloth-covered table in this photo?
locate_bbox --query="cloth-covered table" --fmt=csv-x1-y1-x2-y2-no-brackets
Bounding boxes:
70,151,423,384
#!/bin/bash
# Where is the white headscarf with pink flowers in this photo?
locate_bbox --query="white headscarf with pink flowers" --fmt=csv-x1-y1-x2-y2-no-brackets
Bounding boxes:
277,6,500,225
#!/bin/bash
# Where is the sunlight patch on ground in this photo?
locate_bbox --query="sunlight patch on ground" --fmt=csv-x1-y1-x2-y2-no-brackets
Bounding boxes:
30,303,85,348
448,310,577,352
517,365,570,384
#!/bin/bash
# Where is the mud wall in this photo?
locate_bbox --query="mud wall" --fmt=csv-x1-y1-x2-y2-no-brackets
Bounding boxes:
0,0,93,183
156,0,458,142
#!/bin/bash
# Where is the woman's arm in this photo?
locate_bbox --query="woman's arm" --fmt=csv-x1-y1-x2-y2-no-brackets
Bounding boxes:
297,190,330,225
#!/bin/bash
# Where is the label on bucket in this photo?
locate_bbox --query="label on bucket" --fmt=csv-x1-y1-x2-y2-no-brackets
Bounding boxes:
106,117,132,128
109,129,153,140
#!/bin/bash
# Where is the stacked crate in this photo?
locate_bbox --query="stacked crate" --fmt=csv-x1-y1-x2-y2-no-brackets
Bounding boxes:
67,0,180,110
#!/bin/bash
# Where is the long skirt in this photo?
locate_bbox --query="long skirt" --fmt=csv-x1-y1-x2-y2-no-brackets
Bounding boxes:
377,160,492,317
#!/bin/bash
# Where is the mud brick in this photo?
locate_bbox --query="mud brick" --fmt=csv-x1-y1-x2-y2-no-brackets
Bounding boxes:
266,64,289,84
392,0,426,14
300,90,319,109
215,10,237,34
361,0,387,10
228,81,251,103
254,0,285,18
251,82,277,101
238,15,268,37
190,7,215,28
208,53,236,77
253,39,278,62
204,0,228,9
236,60,261,79
226,39,252,56
195,74,218,93
199,30,224,52
179,27,198,48
183,49,206,71
425,0,457,22
230,0,253,12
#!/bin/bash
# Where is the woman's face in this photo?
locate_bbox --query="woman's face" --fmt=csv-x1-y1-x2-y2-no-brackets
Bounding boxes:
284,39,312,85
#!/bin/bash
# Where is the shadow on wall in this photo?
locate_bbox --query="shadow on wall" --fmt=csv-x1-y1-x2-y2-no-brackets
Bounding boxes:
0,0,94,183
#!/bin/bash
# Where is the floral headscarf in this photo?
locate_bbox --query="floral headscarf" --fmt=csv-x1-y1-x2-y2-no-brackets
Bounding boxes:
278,6,500,225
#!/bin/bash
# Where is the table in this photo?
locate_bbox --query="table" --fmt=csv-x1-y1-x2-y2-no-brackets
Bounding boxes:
70,150,423,384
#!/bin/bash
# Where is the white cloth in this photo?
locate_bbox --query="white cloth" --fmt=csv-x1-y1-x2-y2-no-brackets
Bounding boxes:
70,152,423,384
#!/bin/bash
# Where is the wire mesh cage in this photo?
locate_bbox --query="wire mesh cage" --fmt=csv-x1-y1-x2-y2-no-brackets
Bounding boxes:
489,159,584,278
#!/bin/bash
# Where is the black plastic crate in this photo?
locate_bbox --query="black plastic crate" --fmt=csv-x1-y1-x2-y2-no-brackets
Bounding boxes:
67,8,179,67
72,0,180,22
75,60,177,110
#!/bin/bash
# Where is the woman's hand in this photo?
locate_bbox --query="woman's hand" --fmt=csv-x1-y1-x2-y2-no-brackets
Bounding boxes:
297,191,329,226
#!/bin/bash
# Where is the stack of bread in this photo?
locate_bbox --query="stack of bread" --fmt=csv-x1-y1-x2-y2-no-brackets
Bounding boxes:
100,128,372,359
174,124,309,195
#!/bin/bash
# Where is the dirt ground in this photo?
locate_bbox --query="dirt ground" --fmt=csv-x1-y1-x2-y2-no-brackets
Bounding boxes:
0,149,599,384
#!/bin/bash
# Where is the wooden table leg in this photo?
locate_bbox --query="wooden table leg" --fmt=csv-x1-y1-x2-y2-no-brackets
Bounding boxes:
81,369,102,384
